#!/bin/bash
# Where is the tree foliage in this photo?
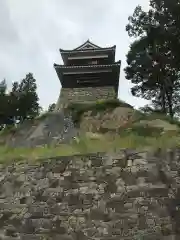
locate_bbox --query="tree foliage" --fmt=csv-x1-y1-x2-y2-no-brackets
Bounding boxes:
0,79,9,128
125,0,180,117
48,103,56,112
0,73,40,129
17,73,40,121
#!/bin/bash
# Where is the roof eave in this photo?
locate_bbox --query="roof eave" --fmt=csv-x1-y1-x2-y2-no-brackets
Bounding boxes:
54,61,121,69
59,46,116,54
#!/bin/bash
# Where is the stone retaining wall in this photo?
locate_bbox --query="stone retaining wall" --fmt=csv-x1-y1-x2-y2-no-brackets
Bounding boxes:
55,86,116,110
0,149,180,239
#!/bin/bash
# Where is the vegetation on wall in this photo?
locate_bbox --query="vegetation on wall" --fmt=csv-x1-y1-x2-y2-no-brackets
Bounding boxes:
0,130,180,163
66,99,133,124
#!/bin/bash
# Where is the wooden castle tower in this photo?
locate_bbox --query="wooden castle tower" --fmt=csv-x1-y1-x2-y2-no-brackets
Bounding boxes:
54,40,121,110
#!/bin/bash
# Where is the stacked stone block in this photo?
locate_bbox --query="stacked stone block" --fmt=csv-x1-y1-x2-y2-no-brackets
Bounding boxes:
55,86,116,110
0,149,179,239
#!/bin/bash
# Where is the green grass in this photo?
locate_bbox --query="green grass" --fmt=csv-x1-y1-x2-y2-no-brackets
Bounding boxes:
137,111,180,127
119,125,164,137
0,131,180,164
0,125,17,136
0,100,180,164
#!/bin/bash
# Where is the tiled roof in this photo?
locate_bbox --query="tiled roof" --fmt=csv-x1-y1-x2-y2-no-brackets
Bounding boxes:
54,62,121,69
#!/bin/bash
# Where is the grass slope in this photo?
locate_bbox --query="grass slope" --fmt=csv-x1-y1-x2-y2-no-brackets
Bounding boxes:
0,131,180,164
0,99,180,164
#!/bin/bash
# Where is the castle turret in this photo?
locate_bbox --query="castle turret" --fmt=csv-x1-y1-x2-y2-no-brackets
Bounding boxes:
54,40,121,110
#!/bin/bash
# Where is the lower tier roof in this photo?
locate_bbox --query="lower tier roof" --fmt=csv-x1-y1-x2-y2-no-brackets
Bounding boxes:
54,63,121,94
54,61,121,69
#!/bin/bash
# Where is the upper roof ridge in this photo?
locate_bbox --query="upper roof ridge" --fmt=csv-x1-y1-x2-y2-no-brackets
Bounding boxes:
73,40,101,51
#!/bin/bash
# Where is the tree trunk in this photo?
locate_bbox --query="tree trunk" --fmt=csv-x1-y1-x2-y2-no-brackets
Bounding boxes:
166,91,174,118
160,85,166,114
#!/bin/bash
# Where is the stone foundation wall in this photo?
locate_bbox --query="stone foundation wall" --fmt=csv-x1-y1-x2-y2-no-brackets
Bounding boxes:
0,149,180,239
55,86,116,111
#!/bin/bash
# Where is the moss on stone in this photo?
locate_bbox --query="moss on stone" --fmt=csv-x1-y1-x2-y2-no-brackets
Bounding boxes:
66,99,133,125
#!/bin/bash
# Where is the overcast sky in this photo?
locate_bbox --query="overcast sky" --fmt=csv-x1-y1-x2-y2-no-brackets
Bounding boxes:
0,0,149,110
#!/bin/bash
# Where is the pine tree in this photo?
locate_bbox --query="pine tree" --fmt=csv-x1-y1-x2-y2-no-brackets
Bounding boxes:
17,73,40,121
48,103,56,112
0,79,7,128
8,81,20,122
125,1,180,117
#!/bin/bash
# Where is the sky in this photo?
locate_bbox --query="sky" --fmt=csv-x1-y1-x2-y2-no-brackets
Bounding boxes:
0,0,150,111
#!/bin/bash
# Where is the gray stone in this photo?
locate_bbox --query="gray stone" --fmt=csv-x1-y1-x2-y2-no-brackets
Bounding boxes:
56,86,116,110
0,149,180,239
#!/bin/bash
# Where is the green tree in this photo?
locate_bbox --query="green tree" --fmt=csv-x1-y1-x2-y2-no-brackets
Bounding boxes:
149,0,180,65
0,79,8,128
17,73,40,121
125,1,180,118
48,103,56,112
8,81,20,121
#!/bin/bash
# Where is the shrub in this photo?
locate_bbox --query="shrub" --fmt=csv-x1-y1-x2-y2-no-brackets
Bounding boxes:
138,109,180,127
130,125,163,137
0,125,17,136
118,125,163,137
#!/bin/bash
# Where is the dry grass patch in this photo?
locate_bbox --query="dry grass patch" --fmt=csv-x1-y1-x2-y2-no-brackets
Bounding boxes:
0,144,80,164
0,131,179,164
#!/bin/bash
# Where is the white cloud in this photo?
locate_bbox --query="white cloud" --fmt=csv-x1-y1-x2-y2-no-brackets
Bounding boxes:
1,0,150,110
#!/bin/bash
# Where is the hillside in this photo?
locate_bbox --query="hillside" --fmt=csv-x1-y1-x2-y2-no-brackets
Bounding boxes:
0,112,77,148
0,100,180,239
0,99,180,162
